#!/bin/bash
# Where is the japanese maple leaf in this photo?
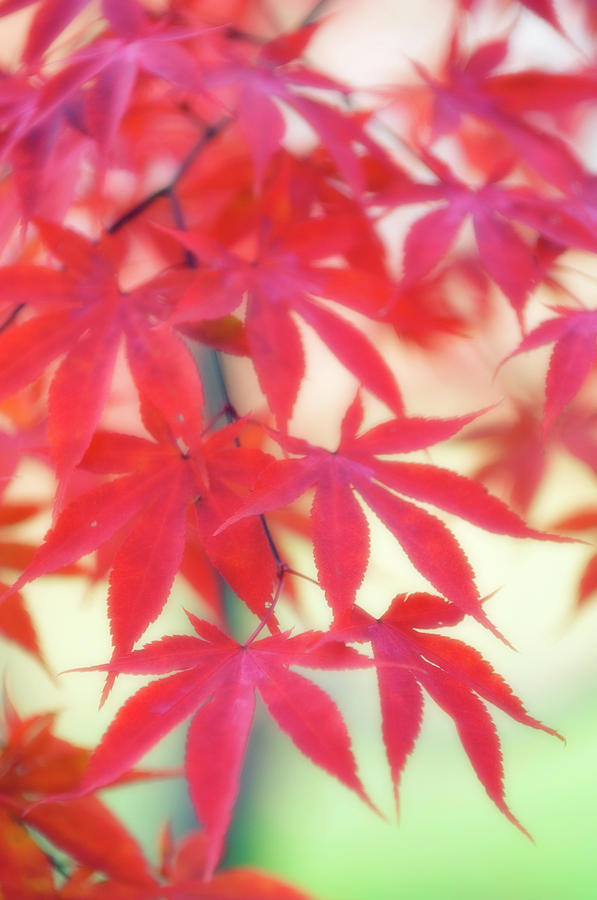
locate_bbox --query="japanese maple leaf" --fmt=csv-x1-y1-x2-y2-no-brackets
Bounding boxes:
0,71,89,218
458,398,548,514
0,221,203,492
330,592,561,829
156,826,319,900
166,218,402,428
201,20,380,192
501,304,597,431
2,416,278,685
409,25,586,191
57,825,318,899
83,500,228,628
384,256,490,348
0,0,148,66
0,17,204,206
0,806,57,900
461,396,597,513
72,23,205,159
483,66,597,120
389,151,597,320
61,614,373,878
217,394,567,638
0,695,158,890
0,71,94,218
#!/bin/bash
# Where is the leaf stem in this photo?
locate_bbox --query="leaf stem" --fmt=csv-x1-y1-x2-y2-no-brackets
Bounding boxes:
209,352,285,570
165,185,290,619
244,566,286,646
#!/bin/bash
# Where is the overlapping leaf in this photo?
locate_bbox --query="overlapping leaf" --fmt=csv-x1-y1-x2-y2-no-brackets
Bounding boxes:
57,825,318,899
2,416,278,679
330,592,561,827
383,151,597,320
218,395,567,636
0,696,157,891
407,24,586,190
502,305,597,431
166,217,402,427
61,615,372,878
0,0,147,66
0,222,202,491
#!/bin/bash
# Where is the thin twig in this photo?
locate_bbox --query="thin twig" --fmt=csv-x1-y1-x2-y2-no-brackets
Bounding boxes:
106,187,169,235
168,190,198,268
244,567,286,646
107,117,230,235
303,0,334,26
0,303,25,334
209,353,285,570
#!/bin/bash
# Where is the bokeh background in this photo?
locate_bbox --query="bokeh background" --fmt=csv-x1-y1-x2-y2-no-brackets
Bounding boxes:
3,1,597,898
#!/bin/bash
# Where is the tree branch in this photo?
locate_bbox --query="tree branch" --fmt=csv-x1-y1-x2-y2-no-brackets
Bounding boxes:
107,117,230,235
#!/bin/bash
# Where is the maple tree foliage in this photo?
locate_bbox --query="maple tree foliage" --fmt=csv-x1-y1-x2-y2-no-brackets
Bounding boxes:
0,0,595,895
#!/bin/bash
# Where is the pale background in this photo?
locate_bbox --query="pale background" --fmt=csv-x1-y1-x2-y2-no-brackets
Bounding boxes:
2,1,597,898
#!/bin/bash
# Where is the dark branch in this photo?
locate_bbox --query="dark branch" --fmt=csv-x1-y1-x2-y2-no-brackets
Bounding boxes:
107,187,169,235
303,0,333,25
168,190,198,268
0,303,25,334
209,352,284,571
107,117,230,235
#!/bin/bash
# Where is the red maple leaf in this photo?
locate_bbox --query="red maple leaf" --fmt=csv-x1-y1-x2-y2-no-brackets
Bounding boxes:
330,592,561,829
57,824,319,898
406,23,586,190
0,693,162,894
199,18,382,193
166,217,402,427
383,150,597,320
0,0,148,67
501,304,597,431
217,394,567,638
59,614,373,878
0,221,202,492
2,416,278,687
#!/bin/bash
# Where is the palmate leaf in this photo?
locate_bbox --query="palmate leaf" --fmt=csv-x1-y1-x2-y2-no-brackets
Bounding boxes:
58,618,373,878
0,0,147,66
0,698,158,889
386,150,597,321
200,18,382,195
0,0,588,889
0,223,203,492
57,825,319,899
408,23,586,191
1,418,278,679
217,396,568,638
0,7,205,200
330,592,561,827
165,217,402,429
501,306,597,432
